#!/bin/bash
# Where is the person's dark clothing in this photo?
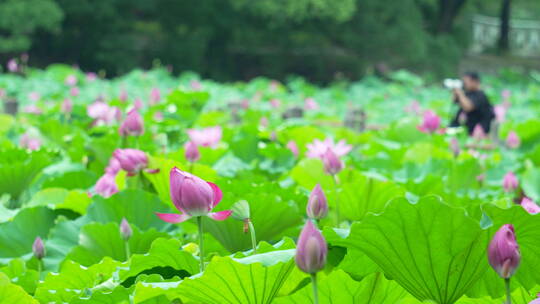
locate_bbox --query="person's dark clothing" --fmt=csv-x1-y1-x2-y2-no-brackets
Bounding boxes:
450,90,495,134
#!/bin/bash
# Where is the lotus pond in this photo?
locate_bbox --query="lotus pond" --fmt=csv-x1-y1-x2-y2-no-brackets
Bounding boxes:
0,65,540,303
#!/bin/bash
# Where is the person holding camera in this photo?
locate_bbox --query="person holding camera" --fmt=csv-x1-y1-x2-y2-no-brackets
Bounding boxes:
448,72,495,135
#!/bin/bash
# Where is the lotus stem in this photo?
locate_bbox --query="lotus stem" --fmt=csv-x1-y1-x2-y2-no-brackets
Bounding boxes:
124,240,131,260
248,220,257,254
311,273,319,304
505,278,511,304
332,174,340,226
189,162,194,174
197,216,205,272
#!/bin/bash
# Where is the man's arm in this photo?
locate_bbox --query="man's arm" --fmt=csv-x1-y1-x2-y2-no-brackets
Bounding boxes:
454,89,475,112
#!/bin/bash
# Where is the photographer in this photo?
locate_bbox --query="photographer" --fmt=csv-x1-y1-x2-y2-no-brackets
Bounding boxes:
449,72,495,135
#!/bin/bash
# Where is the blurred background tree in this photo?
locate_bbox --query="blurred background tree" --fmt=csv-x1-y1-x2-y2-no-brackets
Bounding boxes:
0,0,538,81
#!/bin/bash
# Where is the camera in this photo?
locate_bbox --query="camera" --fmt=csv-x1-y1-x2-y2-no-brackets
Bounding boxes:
443,78,463,90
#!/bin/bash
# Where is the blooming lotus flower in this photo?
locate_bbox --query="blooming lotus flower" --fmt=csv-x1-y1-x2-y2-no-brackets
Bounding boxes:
502,172,519,192
150,87,161,105
32,237,45,260
86,72,97,81
184,141,200,163
529,294,540,304
113,149,148,175
61,98,73,114
494,105,506,123
87,101,121,126
120,218,132,241
322,148,343,175
22,105,42,115
19,132,41,151
306,138,352,159
94,173,119,198
119,109,144,136
287,140,299,157
105,157,121,175
295,221,327,274
488,224,520,279
506,131,520,149
65,75,78,86
187,126,222,148
306,184,328,220
156,167,232,223
521,197,540,215
304,98,319,111
472,124,486,140
7,59,18,72
417,110,441,133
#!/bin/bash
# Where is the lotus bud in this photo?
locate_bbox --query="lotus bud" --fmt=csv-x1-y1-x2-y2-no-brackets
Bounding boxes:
418,110,441,133
32,237,45,260
306,184,328,220
113,149,148,175
322,148,343,175
120,218,132,241
487,224,521,279
150,87,161,105
295,221,327,274
506,131,520,149
61,98,73,114
287,140,299,157
184,141,200,163
502,172,519,192
521,197,540,215
119,109,144,136
94,173,119,198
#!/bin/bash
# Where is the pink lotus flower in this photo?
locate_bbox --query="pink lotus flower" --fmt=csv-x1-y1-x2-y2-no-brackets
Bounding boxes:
7,59,18,72
304,98,319,111
322,148,343,175
502,172,519,192
119,109,144,136
488,224,521,279
61,98,73,114
494,105,506,123
32,237,45,260
417,110,441,134
156,167,232,223
87,101,121,126
472,124,486,140
86,72,97,81
70,87,80,97
28,92,40,102
150,87,161,105
19,132,41,150
94,173,119,198
241,99,250,109
113,149,148,175
190,80,202,91
506,131,520,149
65,75,78,86
22,105,42,115
133,99,143,110
295,221,327,274
105,157,121,175
187,126,222,148
270,99,281,109
120,218,132,241
529,294,540,304
184,141,200,163
287,140,299,157
306,138,351,159
119,88,128,102
521,197,540,215
306,184,328,220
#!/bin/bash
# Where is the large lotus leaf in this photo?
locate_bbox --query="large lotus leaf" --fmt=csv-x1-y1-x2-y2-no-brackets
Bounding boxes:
290,158,334,190
43,217,81,271
66,222,169,266
201,182,302,252
27,188,91,214
87,189,172,231
118,238,199,282
0,258,39,294
177,250,296,304
338,170,405,221
467,204,540,298
130,274,183,304
521,166,540,202
34,257,122,303
0,206,56,261
42,169,97,190
344,196,488,304
0,148,51,201
279,125,325,156
276,270,407,304
0,273,37,304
